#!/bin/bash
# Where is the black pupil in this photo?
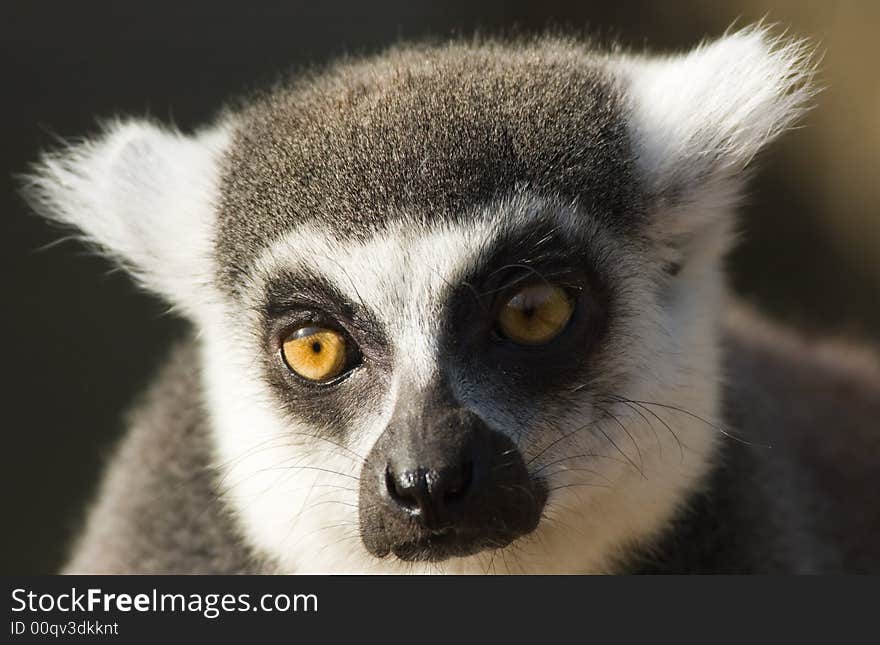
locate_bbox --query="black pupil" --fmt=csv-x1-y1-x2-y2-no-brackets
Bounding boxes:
311,341,322,354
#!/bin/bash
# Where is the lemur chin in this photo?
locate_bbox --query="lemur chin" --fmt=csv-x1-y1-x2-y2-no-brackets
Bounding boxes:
23,26,880,573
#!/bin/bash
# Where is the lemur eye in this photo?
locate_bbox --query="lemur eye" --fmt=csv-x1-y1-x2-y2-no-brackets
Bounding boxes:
497,284,574,345
281,326,348,382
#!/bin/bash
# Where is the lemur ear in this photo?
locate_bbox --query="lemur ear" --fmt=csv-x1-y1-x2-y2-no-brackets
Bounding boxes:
23,119,228,314
616,26,817,239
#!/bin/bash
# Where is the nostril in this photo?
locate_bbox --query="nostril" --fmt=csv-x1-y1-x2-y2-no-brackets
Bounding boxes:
443,460,473,504
385,466,420,510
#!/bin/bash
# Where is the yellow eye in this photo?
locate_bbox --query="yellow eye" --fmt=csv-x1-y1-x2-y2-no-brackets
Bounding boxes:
281,327,348,382
497,284,574,345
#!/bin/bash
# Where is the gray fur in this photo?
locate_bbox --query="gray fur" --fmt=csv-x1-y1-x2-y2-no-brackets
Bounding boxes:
626,306,880,573
64,342,267,574
217,37,641,293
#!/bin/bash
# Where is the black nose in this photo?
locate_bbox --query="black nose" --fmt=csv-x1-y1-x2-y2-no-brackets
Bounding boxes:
385,460,474,529
359,401,546,562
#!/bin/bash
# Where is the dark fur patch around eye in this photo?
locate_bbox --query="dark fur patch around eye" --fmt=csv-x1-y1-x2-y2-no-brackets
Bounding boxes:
258,266,392,438
435,219,615,409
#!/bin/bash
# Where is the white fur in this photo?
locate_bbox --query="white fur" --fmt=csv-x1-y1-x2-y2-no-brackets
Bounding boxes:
613,25,816,202
610,25,816,286
24,119,229,317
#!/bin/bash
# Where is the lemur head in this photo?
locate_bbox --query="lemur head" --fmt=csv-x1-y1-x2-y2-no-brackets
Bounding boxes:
25,27,814,573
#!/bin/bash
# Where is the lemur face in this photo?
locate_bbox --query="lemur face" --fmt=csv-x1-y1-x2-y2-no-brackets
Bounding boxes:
218,197,643,566
26,29,814,572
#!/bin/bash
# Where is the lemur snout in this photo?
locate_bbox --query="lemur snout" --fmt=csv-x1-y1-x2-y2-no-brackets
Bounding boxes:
359,387,546,562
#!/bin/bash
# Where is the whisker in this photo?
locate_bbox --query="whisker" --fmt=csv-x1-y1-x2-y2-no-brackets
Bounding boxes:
593,404,644,472
605,396,665,461
253,464,360,481
532,452,626,475
624,398,770,448
527,422,586,467
602,394,686,464
546,482,613,492
537,466,615,486
590,413,645,479
305,499,359,510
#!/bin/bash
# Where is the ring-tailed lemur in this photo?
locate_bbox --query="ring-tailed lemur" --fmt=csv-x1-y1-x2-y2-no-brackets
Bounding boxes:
24,26,880,573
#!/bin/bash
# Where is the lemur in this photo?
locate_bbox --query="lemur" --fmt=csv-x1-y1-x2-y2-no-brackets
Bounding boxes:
23,26,880,574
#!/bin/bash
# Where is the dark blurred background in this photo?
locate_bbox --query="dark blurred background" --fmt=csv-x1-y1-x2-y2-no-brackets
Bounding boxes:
2,1,878,573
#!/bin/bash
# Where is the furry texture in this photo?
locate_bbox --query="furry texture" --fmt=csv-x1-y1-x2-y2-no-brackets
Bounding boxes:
63,342,259,574
617,26,816,199
63,305,880,573
23,121,229,317
628,305,880,573
24,27,875,574
215,36,640,292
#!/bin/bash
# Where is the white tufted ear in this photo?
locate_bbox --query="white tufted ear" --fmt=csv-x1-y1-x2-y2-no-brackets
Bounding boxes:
614,26,817,243
23,119,230,315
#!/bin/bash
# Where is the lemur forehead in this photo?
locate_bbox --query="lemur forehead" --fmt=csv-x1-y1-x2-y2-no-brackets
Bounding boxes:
252,197,606,319
215,37,644,292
